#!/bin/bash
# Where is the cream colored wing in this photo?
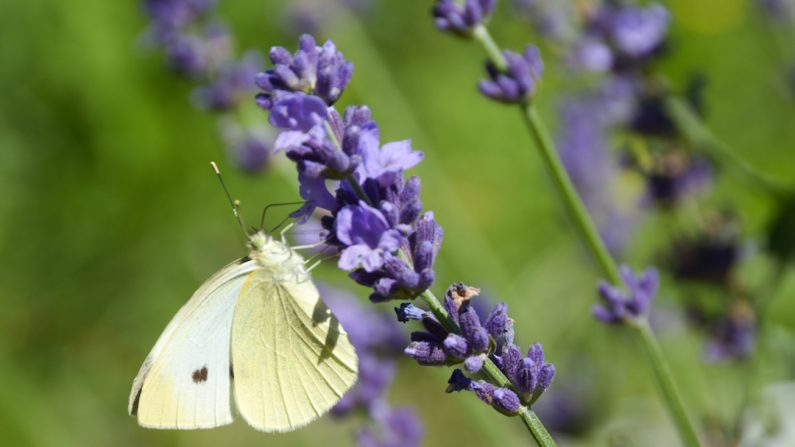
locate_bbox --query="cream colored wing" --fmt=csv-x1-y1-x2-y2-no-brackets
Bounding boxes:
129,258,259,429
231,270,359,432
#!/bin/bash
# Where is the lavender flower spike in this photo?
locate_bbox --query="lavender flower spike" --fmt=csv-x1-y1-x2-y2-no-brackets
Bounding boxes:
479,45,544,104
593,265,659,325
255,34,353,109
433,0,496,36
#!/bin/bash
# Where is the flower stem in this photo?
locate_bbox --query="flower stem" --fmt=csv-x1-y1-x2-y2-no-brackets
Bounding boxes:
519,407,557,447
636,322,701,447
472,25,507,71
419,289,558,447
465,23,701,446
664,95,794,197
521,104,702,446
520,104,622,285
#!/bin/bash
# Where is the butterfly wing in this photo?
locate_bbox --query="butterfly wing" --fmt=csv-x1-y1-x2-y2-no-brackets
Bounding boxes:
231,269,359,432
129,259,259,429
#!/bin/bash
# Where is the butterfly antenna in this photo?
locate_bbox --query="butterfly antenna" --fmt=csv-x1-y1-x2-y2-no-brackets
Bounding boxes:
210,161,248,237
259,201,305,230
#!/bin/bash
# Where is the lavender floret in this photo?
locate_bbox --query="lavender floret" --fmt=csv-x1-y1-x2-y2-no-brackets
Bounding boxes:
593,265,659,325
433,0,496,36
479,45,544,104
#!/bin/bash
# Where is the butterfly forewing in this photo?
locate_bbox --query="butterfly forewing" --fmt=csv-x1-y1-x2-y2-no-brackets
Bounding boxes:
231,270,359,432
129,259,258,429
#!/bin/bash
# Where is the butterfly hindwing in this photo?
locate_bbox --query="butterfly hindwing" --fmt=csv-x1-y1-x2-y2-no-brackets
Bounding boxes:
129,259,258,429
231,269,359,432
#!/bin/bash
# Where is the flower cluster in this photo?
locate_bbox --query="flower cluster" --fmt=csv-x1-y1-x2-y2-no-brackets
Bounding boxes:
142,0,272,172
255,34,353,109
593,266,659,325
322,285,423,447
433,0,496,36
398,283,554,415
255,34,442,303
571,3,670,73
479,45,544,104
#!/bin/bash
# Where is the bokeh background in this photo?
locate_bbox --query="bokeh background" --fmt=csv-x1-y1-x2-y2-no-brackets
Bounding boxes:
1,0,794,446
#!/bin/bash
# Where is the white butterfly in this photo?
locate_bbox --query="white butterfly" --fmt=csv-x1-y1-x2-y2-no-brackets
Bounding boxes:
128,227,359,432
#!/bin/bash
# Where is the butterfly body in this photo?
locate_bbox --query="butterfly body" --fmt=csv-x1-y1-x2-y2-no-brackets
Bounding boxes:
129,231,358,432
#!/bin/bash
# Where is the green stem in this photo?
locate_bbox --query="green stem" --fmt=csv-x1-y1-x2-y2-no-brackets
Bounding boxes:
636,322,701,447
664,95,794,197
519,408,557,447
473,25,507,71
521,104,622,284
467,24,702,446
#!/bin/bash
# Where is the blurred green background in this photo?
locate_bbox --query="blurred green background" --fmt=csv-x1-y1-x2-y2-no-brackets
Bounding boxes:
1,0,794,446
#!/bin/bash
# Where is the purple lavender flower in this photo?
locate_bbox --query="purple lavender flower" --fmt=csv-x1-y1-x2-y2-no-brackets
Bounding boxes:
704,301,756,362
602,4,670,59
511,0,576,43
593,266,659,325
255,34,353,109
447,369,522,415
350,211,442,302
479,45,544,104
557,80,637,254
433,0,496,36
220,120,273,174
272,99,374,180
336,203,403,272
320,284,422,446
493,343,556,404
358,134,424,180
568,38,614,73
333,353,397,415
193,52,262,111
401,285,555,410
322,284,406,354
358,406,424,447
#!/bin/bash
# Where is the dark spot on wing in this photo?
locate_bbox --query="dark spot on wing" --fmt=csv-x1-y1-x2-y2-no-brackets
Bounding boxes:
192,366,208,383
229,365,234,379
239,256,251,263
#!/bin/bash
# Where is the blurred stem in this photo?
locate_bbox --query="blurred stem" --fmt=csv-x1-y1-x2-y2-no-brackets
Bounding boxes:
664,95,794,197
520,104,622,285
473,25,507,71
468,24,702,447
636,322,702,447
522,102,701,446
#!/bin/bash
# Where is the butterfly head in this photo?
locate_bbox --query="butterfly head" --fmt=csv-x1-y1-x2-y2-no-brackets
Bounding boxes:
246,230,305,275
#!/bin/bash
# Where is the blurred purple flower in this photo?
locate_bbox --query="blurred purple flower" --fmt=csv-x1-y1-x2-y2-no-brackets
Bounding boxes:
557,80,637,254
594,266,659,325
220,120,273,174
193,52,262,111
358,405,424,447
511,0,576,43
433,0,496,36
602,4,670,58
704,301,757,362
479,45,544,104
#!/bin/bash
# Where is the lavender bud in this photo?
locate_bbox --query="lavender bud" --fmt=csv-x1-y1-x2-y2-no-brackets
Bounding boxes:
492,388,522,416
433,0,496,37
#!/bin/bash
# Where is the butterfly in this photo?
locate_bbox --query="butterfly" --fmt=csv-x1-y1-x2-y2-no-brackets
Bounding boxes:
129,164,358,432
